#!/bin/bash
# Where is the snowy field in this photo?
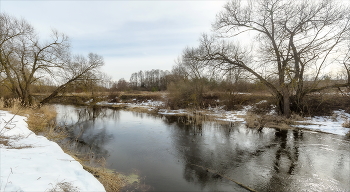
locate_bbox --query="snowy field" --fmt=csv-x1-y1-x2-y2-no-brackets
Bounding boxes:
0,111,105,192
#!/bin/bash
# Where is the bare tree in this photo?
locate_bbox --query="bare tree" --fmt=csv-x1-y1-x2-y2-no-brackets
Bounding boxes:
138,70,144,88
116,78,129,91
186,0,350,117
0,13,70,105
342,42,350,85
129,72,138,88
0,13,104,105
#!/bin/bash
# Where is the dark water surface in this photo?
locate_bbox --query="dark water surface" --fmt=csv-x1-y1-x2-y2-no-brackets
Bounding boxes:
55,105,350,192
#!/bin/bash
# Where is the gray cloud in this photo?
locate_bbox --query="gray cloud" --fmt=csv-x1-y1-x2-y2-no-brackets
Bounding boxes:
1,0,227,80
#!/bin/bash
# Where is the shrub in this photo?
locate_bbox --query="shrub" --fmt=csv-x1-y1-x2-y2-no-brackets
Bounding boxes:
107,92,121,103
291,93,350,116
166,79,207,109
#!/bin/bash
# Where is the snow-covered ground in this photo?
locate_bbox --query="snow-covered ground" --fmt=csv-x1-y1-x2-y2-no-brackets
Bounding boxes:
293,110,350,135
0,111,105,192
97,100,164,112
97,99,251,122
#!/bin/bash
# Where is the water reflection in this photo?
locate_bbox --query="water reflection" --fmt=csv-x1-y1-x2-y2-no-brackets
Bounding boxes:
55,105,350,192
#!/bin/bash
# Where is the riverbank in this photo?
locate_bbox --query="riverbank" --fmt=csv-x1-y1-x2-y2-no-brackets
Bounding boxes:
0,110,106,191
96,99,350,136
0,99,125,192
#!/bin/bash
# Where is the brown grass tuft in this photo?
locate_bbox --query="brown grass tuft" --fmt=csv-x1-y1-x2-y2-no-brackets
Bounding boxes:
0,135,33,149
83,165,125,192
0,135,10,146
342,119,350,128
245,112,301,130
48,181,80,192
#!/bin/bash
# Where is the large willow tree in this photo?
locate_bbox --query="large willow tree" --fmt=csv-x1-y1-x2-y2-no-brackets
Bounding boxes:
184,0,350,117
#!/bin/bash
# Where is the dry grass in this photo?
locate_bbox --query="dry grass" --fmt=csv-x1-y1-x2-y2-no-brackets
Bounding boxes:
0,135,10,146
126,106,158,114
245,112,304,130
48,181,80,192
342,120,350,128
0,135,33,149
83,165,125,192
0,98,58,135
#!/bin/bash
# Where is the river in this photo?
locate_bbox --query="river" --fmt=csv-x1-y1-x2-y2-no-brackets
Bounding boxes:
55,105,350,192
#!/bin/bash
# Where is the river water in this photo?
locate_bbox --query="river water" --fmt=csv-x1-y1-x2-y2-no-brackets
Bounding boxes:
55,105,350,192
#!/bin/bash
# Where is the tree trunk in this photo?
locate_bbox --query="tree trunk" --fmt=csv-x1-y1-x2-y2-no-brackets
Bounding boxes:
277,88,291,118
282,87,291,118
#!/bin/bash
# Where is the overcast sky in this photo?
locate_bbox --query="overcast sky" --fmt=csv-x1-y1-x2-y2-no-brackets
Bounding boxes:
1,0,228,81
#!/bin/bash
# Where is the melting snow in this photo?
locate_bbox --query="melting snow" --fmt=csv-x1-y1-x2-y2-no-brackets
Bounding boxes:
0,111,105,192
293,110,350,135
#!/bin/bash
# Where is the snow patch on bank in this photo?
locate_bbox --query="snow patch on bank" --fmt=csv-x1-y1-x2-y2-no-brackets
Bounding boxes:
293,110,350,135
97,100,164,107
208,105,252,122
158,109,187,115
158,106,252,122
0,111,105,192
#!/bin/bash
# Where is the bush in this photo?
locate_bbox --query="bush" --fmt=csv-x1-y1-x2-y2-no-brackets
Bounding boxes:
292,93,350,116
166,79,206,109
107,92,121,103
219,93,274,111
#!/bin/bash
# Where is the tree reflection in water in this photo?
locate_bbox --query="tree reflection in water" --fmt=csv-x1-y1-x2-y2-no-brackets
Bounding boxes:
163,115,349,192
57,106,118,163
55,105,350,192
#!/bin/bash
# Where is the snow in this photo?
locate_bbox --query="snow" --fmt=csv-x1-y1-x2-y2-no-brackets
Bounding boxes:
158,109,187,115
157,106,251,122
0,111,105,192
293,110,350,135
97,100,164,108
207,105,252,122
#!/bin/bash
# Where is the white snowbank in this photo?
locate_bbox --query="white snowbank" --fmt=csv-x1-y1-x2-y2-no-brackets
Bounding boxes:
0,111,105,192
293,110,350,135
